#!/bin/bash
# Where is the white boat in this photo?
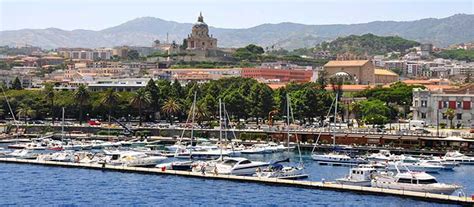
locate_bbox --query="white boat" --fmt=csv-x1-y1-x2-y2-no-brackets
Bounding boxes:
366,150,400,161
336,166,377,186
443,151,474,165
255,163,308,180
215,157,269,176
241,146,267,154
419,158,458,170
105,151,167,167
386,160,444,173
8,149,38,159
156,161,195,171
371,167,461,194
312,152,367,166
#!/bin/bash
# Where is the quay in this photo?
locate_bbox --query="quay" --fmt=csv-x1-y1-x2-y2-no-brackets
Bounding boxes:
0,158,472,206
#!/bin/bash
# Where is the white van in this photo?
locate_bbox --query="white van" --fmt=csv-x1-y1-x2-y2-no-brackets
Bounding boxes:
409,120,427,128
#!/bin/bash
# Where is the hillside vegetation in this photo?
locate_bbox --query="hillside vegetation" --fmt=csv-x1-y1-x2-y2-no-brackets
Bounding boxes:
317,33,420,56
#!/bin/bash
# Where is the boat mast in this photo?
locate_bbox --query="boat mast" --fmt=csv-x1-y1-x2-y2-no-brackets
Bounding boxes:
61,107,65,142
219,98,223,160
1,85,18,141
190,91,197,156
333,93,338,147
286,94,291,153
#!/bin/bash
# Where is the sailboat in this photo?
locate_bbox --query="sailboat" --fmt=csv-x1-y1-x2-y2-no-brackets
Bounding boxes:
255,94,308,179
311,93,367,166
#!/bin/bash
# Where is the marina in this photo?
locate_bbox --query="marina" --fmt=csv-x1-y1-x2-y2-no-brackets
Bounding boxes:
2,136,474,206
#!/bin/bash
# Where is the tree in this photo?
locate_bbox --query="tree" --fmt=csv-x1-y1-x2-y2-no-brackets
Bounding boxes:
43,83,55,124
100,89,121,125
130,88,151,126
161,98,181,125
348,101,362,127
445,108,456,129
360,99,390,127
16,104,35,124
11,77,22,90
249,83,274,124
73,85,90,125
317,70,328,90
198,93,218,118
127,49,140,60
145,79,161,119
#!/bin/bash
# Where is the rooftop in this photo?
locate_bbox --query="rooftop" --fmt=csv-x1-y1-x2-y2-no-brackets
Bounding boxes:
374,68,398,76
324,60,369,67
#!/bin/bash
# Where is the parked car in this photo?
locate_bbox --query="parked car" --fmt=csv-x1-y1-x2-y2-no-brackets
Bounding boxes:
88,119,101,126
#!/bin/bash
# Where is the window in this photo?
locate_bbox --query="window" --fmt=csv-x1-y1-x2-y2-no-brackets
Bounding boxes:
443,101,449,108
457,113,462,120
421,100,427,107
418,179,438,184
414,100,418,107
397,178,412,184
457,101,462,108
421,113,426,119
239,160,251,164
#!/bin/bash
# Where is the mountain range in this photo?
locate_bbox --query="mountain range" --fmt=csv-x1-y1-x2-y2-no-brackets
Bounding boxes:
0,14,473,50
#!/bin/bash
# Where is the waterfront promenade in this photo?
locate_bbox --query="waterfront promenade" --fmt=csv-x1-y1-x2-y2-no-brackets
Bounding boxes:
1,157,472,206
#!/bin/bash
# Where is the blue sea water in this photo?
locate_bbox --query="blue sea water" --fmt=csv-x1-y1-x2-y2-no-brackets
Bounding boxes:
0,151,470,206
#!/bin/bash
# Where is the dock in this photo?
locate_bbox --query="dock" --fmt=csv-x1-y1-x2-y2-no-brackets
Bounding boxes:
0,158,472,206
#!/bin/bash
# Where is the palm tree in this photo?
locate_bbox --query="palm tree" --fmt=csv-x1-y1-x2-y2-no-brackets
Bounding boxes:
194,103,209,126
130,88,151,126
16,104,35,124
100,89,121,125
161,98,181,125
445,108,456,129
43,83,55,124
348,101,362,127
73,85,90,125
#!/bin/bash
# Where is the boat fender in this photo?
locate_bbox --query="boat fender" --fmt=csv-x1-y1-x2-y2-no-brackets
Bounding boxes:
161,166,166,172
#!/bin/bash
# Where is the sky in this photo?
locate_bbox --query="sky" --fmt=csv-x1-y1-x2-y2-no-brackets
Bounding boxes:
0,0,472,31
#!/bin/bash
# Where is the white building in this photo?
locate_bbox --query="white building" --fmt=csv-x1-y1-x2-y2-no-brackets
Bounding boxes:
412,86,474,127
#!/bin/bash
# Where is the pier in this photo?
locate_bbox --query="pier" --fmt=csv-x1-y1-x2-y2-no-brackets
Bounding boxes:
1,158,472,206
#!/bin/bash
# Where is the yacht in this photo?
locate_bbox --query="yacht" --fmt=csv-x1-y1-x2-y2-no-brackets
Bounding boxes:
371,170,461,194
156,161,195,171
312,152,368,166
255,163,308,180
215,157,269,176
386,160,444,173
336,166,377,186
105,150,167,167
8,149,38,159
443,151,474,165
366,150,399,161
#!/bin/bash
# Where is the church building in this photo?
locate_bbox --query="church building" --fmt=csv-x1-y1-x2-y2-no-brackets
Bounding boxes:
186,13,218,50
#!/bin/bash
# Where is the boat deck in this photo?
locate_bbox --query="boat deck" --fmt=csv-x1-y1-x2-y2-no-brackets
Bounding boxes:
0,157,472,206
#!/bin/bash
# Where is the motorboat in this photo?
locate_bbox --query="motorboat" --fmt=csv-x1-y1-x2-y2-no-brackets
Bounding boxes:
105,150,167,167
214,157,270,176
240,145,267,154
8,149,38,159
37,151,76,162
336,166,377,186
311,152,368,166
443,151,474,165
255,163,308,180
366,150,401,161
156,161,195,171
89,140,121,149
386,160,444,173
371,167,461,194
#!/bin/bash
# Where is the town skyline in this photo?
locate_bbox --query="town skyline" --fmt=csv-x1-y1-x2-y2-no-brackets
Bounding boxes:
1,0,472,31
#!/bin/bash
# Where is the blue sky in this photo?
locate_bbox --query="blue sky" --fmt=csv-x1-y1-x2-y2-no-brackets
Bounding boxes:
0,0,472,31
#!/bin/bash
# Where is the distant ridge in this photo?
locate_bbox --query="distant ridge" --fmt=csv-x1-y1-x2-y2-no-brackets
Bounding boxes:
0,14,473,49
